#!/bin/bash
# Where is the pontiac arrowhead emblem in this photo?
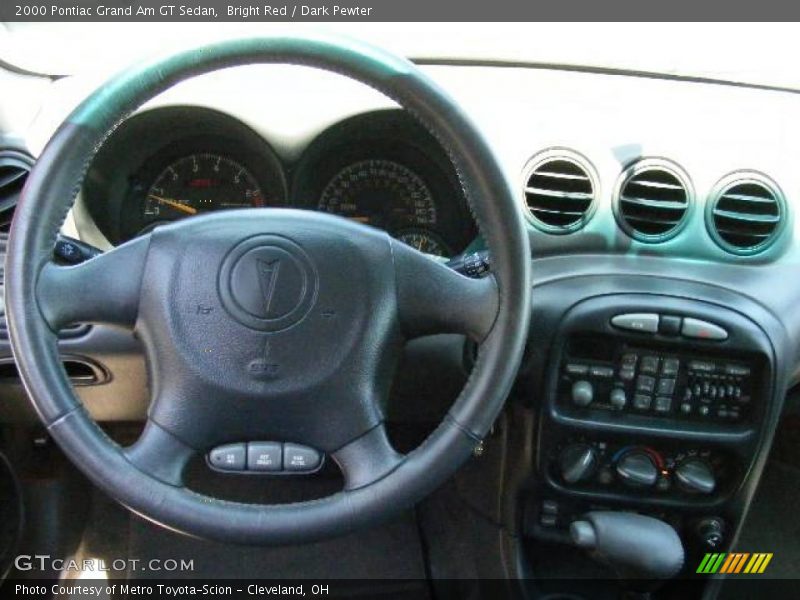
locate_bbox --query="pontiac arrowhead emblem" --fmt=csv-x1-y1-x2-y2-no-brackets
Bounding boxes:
220,236,317,332
256,258,281,314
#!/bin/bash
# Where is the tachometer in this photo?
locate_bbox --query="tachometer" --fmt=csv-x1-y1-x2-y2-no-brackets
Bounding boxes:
144,153,264,221
318,160,437,231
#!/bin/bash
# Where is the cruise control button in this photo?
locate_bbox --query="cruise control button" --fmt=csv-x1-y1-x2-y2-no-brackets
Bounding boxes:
611,313,659,333
209,443,246,471
247,442,282,472
682,318,728,341
284,443,322,472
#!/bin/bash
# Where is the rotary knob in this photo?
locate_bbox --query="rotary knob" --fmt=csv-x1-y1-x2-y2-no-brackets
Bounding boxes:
609,388,627,410
675,458,716,494
616,450,659,487
559,443,598,484
571,380,594,407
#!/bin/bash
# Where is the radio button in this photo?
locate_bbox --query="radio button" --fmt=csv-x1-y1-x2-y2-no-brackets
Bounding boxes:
633,394,652,410
636,375,656,393
657,378,676,396
661,358,680,376
654,396,673,413
611,313,659,333
682,318,728,341
640,356,659,374
689,360,716,373
589,366,615,379
565,363,589,376
725,364,751,377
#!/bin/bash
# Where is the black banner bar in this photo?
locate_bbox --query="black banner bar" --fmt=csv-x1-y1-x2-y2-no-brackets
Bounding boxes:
4,0,800,22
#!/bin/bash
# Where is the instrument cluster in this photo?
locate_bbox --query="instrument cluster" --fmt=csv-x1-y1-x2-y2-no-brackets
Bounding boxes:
82,108,475,258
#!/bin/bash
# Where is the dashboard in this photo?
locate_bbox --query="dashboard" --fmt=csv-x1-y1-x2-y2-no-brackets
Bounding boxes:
5,59,800,589
80,106,475,258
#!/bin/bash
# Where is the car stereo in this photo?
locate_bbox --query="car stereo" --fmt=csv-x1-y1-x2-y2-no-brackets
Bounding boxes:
558,337,758,424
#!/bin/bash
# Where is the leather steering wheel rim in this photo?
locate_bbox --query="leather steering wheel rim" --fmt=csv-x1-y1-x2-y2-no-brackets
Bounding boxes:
5,34,531,544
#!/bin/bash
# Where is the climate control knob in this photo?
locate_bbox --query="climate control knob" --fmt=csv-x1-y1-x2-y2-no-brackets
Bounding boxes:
571,380,594,407
559,444,598,484
616,450,658,487
675,458,716,494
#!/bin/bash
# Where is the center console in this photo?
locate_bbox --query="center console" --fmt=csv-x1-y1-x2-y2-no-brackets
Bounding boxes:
528,293,774,559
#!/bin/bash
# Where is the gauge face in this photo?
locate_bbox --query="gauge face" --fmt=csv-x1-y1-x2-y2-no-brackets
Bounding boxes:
318,160,437,231
144,153,264,222
396,228,451,257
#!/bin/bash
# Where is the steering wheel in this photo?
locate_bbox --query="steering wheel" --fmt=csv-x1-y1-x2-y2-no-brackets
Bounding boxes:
4,34,531,544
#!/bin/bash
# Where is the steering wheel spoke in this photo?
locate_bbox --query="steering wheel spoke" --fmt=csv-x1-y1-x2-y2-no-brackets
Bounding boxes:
36,235,150,331
333,424,403,490
393,240,499,341
123,418,195,487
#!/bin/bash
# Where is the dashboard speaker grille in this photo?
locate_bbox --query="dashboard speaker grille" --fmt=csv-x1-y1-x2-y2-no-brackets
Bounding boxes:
616,160,691,241
523,153,596,233
708,175,784,255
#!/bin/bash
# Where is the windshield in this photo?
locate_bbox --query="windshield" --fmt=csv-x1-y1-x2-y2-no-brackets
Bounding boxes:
2,22,799,92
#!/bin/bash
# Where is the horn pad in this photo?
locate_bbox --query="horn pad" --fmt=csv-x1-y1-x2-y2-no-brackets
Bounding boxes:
219,235,319,332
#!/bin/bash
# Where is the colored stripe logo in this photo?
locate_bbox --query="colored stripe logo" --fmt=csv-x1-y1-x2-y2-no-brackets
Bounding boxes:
697,552,773,574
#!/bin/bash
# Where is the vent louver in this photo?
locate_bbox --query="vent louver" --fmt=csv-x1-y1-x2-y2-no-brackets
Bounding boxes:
707,174,784,255
523,151,597,233
0,150,34,234
615,159,692,242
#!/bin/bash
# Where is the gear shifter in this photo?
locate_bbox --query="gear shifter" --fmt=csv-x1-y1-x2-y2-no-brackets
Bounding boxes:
570,512,684,598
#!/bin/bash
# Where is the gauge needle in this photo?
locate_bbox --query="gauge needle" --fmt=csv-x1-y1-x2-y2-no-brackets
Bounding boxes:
148,194,197,215
349,216,371,223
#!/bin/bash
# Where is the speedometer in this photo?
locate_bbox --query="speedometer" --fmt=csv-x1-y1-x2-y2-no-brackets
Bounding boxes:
318,160,437,231
396,229,451,257
144,153,265,222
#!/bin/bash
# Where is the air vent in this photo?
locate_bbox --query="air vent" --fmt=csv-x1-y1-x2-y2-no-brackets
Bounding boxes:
0,150,34,233
522,151,597,233
707,173,785,255
615,159,692,242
